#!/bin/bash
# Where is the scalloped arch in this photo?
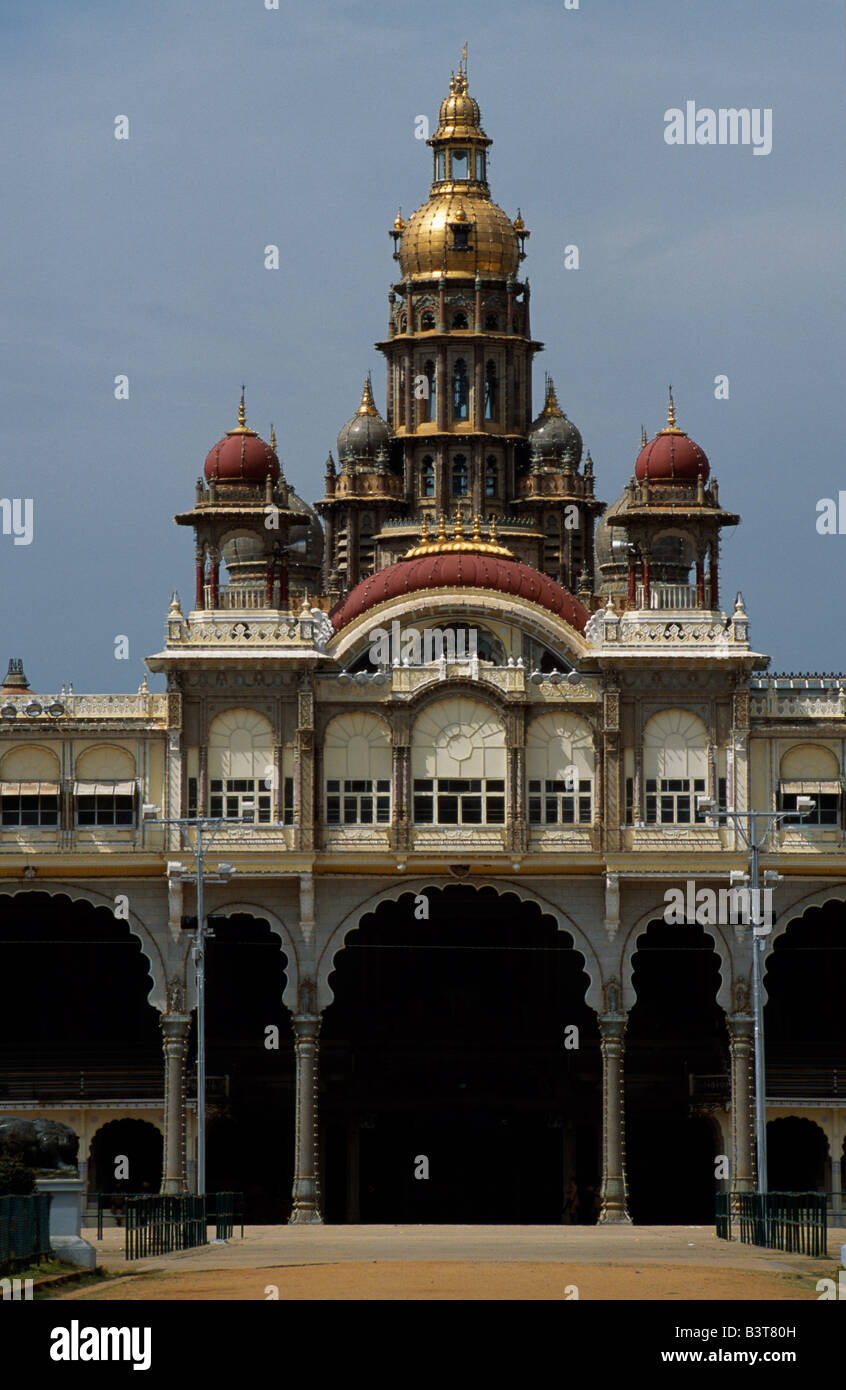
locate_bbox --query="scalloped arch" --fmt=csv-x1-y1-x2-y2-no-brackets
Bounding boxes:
620,899,733,1016
209,901,301,1013
316,878,604,1013
0,883,165,1010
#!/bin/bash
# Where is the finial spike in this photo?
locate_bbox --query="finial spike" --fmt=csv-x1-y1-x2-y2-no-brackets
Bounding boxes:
437,512,447,541
641,424,647,448
238,386,246,428
490,515,498,543
472,512,482,542
420,514,430,543
667,385,675,428
454,508,465,540
270,423,276,453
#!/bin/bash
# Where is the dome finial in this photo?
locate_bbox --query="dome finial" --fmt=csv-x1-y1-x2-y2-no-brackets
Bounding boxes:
437,512,447,542
641,424,647,448
660,385,685,437
238,385,246,428
357,374,378,417
270,423,277,453
543,377,564,417
454,508,465,540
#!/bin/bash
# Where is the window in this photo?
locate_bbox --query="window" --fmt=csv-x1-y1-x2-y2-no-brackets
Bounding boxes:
1,791,59,827
484,360,498,420
421,457,435,498
450,148,469,179
283,777,294,825
452,456,468,497
326,779,390,825
452,359,468,419
435,151,446,181
485,457,498,498
625,777,634,824
421,311,435,331
451,226,470,251
779,791,839,826
528,779,592,825
645,778,707,825
452,311,469,330
77,794,134,827
187,777,198,818
210,778,271,822
484,313,498,331
413,778,504,825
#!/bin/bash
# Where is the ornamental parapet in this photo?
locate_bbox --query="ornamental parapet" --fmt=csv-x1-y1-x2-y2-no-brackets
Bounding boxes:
750,675,846,719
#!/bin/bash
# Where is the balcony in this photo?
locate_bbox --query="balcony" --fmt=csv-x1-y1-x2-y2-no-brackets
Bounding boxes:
203,582,281,610
635,583,698,610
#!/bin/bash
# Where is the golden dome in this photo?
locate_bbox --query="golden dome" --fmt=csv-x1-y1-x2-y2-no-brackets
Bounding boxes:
399,192,520,281
434,71,484,140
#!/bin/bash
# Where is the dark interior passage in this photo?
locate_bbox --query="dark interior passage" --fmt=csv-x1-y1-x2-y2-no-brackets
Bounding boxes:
320,886,600,1223
626,920,726,1223
88,1117,162,1193
203,915,292,1223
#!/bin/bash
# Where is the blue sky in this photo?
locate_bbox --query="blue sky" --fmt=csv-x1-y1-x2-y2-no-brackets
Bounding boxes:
1,0,844,690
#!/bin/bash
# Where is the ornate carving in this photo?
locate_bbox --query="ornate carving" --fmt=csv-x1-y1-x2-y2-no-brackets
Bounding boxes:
167,978,186,1013
733,978,751,1013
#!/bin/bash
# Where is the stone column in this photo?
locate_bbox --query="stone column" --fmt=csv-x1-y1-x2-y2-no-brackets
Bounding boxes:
160,1006,191,1194
290,1005,323,1224
598,1010,632,1223
728,1012,755,1192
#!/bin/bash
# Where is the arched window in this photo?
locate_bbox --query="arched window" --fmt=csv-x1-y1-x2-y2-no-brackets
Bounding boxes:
421,456,435,498
421,310,435,331
421,359,436,422
399,314,407,332
1,744,61,828
452,358,468,419
452,456,468,497
643,710,709,825
484,359,498,420
435,150,446,181
412,697,506,826
778,744,841,825
485,456,498,498
324,713,392,826
208,710,274,822
527,714,595,826
450,149,469,179
484,312,498,331
452,310,469,330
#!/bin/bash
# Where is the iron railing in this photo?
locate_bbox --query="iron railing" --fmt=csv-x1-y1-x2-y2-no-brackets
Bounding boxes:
0,1194,51,1272
125,1195,207,1259
716,1191,828,1256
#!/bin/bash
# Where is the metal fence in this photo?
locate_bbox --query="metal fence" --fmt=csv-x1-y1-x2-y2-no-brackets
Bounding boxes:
0,1194,52,1271
716,1191,828,1256
125,1195,207,1260
123,1192,244,1259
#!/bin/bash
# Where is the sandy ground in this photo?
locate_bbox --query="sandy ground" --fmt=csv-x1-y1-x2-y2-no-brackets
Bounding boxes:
50,1224,839,1301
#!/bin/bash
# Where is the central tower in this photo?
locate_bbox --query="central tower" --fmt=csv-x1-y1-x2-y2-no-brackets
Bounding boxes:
317,58,603,598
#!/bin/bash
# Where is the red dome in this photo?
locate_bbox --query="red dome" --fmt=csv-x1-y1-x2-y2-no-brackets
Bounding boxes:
635,429,709,484
331,552,590,633
204,430,280,484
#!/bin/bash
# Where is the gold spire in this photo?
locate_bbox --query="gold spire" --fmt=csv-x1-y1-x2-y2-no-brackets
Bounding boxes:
393,207,406,231
641,425,647,448
227,385,257,437
513,210,525,232
660,385,685,436
403,510,514,559
357,375,379,417
270,424,277,452
542,378,564,417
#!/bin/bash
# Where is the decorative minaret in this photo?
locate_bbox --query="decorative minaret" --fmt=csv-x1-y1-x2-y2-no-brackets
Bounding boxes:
316,55,605,595
174,390,300,611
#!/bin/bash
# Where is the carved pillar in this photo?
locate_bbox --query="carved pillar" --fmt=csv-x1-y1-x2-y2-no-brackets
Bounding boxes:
437,277,446,334
209,551,220,609
728,1010,755,1192
603,689,621,852
403,350,413,434
641,557,651,608
295,683,315,851
273,743,284,823
709,539,719,609
598,1007,632,1223
473,344,483,432
508,708,526,853
265,556,276,607
160,1001,191,1194
290,1003,323,1224
198,744,208,819
195,548,206,610
474,273,482,333
696,556,706,607
392,741,410,851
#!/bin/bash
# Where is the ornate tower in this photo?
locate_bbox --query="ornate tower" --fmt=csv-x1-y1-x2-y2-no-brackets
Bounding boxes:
316,56,604,597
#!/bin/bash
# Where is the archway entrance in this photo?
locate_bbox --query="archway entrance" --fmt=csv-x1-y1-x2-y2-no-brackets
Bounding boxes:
626,920,726,1223
320,885,599,1224
89,1118,162,1193
203,914,291,1223
767,1117,827,1192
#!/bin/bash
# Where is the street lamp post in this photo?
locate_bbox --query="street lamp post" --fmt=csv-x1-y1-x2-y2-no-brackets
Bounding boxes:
142,804,253,1194
695,794,816,1194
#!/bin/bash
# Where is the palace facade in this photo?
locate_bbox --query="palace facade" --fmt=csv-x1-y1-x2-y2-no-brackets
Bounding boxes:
1,62,843,1225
